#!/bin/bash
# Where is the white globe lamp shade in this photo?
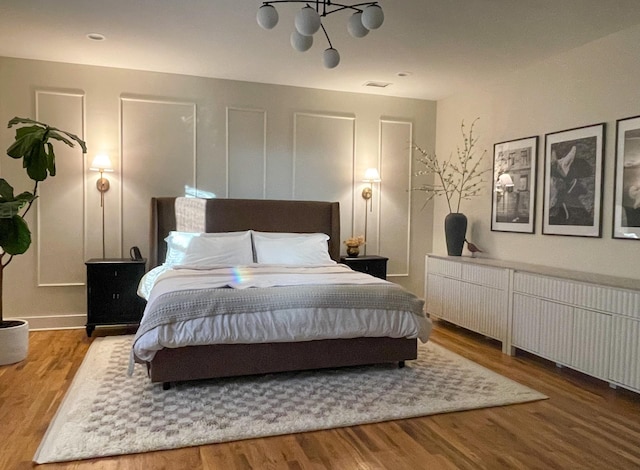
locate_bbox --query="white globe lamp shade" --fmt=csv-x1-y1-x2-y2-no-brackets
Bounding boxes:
295,6,321,36
257,5,279,30
290,30,313,52
347,12,369,38
323,48,340,68
362,4,384,30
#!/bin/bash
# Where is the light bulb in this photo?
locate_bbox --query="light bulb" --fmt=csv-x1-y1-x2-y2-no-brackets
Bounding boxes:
295,6,321,36
362,4,384,30
257,4,279,30
323,48,340,68
348,12,369,38
291,30,313,52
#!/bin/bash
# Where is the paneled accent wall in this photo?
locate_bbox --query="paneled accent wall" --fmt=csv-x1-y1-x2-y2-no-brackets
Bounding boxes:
0,57,435,327
226,107,266,199
379,120,412,277
293,113,355,237
36,90,85,286
120,97,197,258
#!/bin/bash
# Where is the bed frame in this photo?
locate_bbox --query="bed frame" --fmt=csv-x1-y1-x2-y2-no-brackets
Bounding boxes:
145,197,417,388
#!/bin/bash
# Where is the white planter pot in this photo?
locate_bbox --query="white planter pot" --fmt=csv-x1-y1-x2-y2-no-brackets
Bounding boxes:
0,319,29,365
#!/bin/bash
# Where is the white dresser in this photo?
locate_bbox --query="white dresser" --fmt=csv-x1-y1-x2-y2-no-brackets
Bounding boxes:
425,254,640,393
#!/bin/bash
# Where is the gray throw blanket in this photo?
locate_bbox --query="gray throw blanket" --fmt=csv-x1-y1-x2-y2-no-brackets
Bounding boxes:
134,283,425,343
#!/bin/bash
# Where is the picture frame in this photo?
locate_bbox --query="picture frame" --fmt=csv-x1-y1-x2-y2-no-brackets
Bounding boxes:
491,136,538,233
613,115,640,240
543,123,605,237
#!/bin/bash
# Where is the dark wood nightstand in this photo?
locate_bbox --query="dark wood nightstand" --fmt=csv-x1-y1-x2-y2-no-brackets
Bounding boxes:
340,255,388,280
85,258,147,337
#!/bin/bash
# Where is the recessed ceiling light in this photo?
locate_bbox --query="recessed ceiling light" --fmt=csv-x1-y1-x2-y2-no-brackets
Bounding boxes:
86,33,106,41
396,71,412,77
364,81,391,88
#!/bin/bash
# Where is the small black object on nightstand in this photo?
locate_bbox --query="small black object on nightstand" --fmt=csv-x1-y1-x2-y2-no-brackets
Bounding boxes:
340,255,388,280
85,258,147,337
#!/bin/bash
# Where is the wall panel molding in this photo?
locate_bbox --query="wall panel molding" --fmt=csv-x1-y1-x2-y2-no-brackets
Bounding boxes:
120,96,197,258
379,119,413,277
226,107,267,199
293,112,356,239
35,90,86,286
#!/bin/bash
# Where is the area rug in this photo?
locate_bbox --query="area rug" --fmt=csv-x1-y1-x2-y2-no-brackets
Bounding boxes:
34,336,546,464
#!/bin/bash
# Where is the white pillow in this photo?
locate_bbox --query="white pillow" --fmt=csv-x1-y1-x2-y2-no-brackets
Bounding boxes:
164,231,253,267
252,231,335,265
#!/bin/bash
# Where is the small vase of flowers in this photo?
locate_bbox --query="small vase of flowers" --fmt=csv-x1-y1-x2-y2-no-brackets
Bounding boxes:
344,235,365,257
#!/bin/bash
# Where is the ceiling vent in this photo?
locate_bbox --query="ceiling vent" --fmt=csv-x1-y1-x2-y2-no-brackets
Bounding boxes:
364,81,391,88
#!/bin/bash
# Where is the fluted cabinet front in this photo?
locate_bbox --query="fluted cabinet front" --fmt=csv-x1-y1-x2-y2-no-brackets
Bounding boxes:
426,255,640,395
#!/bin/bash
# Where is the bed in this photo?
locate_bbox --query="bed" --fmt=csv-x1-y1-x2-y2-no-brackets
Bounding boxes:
132,197,431,389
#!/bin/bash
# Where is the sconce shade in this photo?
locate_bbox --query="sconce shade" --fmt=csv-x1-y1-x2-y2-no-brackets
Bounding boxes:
295,6,321,36
348,12,369,38
362,4,384,29
257,4,279,29
363,168,381,182
498,173,514,187
90,154,113,172
323,47,341,68
291,30,313,51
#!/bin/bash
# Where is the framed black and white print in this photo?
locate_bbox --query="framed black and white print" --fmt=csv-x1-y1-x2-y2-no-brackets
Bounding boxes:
491,136,538,233
614,115,640,240
543,123,605,237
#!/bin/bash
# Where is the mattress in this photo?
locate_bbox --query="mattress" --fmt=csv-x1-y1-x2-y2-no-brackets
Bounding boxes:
133,264,432,361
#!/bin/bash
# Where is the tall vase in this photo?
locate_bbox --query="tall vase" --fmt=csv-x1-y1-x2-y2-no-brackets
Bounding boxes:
444,212,467,256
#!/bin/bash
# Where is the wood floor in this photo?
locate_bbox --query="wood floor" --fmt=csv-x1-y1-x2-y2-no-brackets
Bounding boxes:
1,322,640,470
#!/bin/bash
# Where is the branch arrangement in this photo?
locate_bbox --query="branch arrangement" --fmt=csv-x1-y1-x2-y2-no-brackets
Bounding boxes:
412,118,490,213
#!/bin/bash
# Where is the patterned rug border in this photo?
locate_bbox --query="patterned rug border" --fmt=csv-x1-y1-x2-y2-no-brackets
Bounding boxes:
34,336,547,464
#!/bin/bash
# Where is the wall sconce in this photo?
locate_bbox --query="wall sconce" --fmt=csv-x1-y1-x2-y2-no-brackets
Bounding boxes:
495,172,514,196
362,168,381,255
89,154,113,258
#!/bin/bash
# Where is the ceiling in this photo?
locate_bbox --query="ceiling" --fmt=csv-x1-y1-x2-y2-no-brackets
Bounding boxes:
2,0,640,101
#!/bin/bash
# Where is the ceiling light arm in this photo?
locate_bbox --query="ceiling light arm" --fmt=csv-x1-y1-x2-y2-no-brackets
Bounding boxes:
261,1,379,16
321,23,333,48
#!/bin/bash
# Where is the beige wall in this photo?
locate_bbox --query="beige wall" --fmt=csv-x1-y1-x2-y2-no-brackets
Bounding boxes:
0,57,436,329
434,24,640,280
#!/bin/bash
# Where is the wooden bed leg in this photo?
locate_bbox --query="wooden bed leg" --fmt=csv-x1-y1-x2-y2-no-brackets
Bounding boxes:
398,361,405,368
162,382,171,390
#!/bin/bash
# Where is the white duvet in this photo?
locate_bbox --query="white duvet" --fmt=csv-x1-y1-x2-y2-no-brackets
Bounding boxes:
133,263,432,361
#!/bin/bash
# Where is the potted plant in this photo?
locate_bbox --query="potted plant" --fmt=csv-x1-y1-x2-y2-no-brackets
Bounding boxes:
412,118,489,256
0,117,86,365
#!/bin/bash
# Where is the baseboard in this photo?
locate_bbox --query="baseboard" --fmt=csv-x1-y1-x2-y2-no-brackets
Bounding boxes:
12,314,86,331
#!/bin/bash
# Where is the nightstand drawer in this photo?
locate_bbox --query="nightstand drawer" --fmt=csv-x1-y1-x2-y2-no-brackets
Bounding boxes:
340,255,388,280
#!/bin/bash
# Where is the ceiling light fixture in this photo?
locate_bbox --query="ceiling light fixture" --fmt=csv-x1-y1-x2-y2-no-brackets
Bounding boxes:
257,1,384,69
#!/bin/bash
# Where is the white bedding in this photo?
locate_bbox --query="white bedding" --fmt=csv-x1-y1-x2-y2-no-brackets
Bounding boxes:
133,264,432,361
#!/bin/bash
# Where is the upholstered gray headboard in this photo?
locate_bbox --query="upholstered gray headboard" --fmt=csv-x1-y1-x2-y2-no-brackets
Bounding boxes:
149,197,341,268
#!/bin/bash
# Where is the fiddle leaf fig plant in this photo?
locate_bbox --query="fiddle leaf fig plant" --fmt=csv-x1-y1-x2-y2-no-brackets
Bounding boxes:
0,117,86,326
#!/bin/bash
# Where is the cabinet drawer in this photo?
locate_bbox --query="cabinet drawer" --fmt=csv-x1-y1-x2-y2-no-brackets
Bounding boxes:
515,271,640,318
513,272,576,304
461,264,508,289
427,257,462,278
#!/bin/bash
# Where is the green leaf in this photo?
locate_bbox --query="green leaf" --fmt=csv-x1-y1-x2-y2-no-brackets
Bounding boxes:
48,129,87,154
26,144,49,181
47,130,74,148
0,215,31,254
46,142,56,177
8,117,46,128
0,200,26,219
0,179,15,200
6,127,45,159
